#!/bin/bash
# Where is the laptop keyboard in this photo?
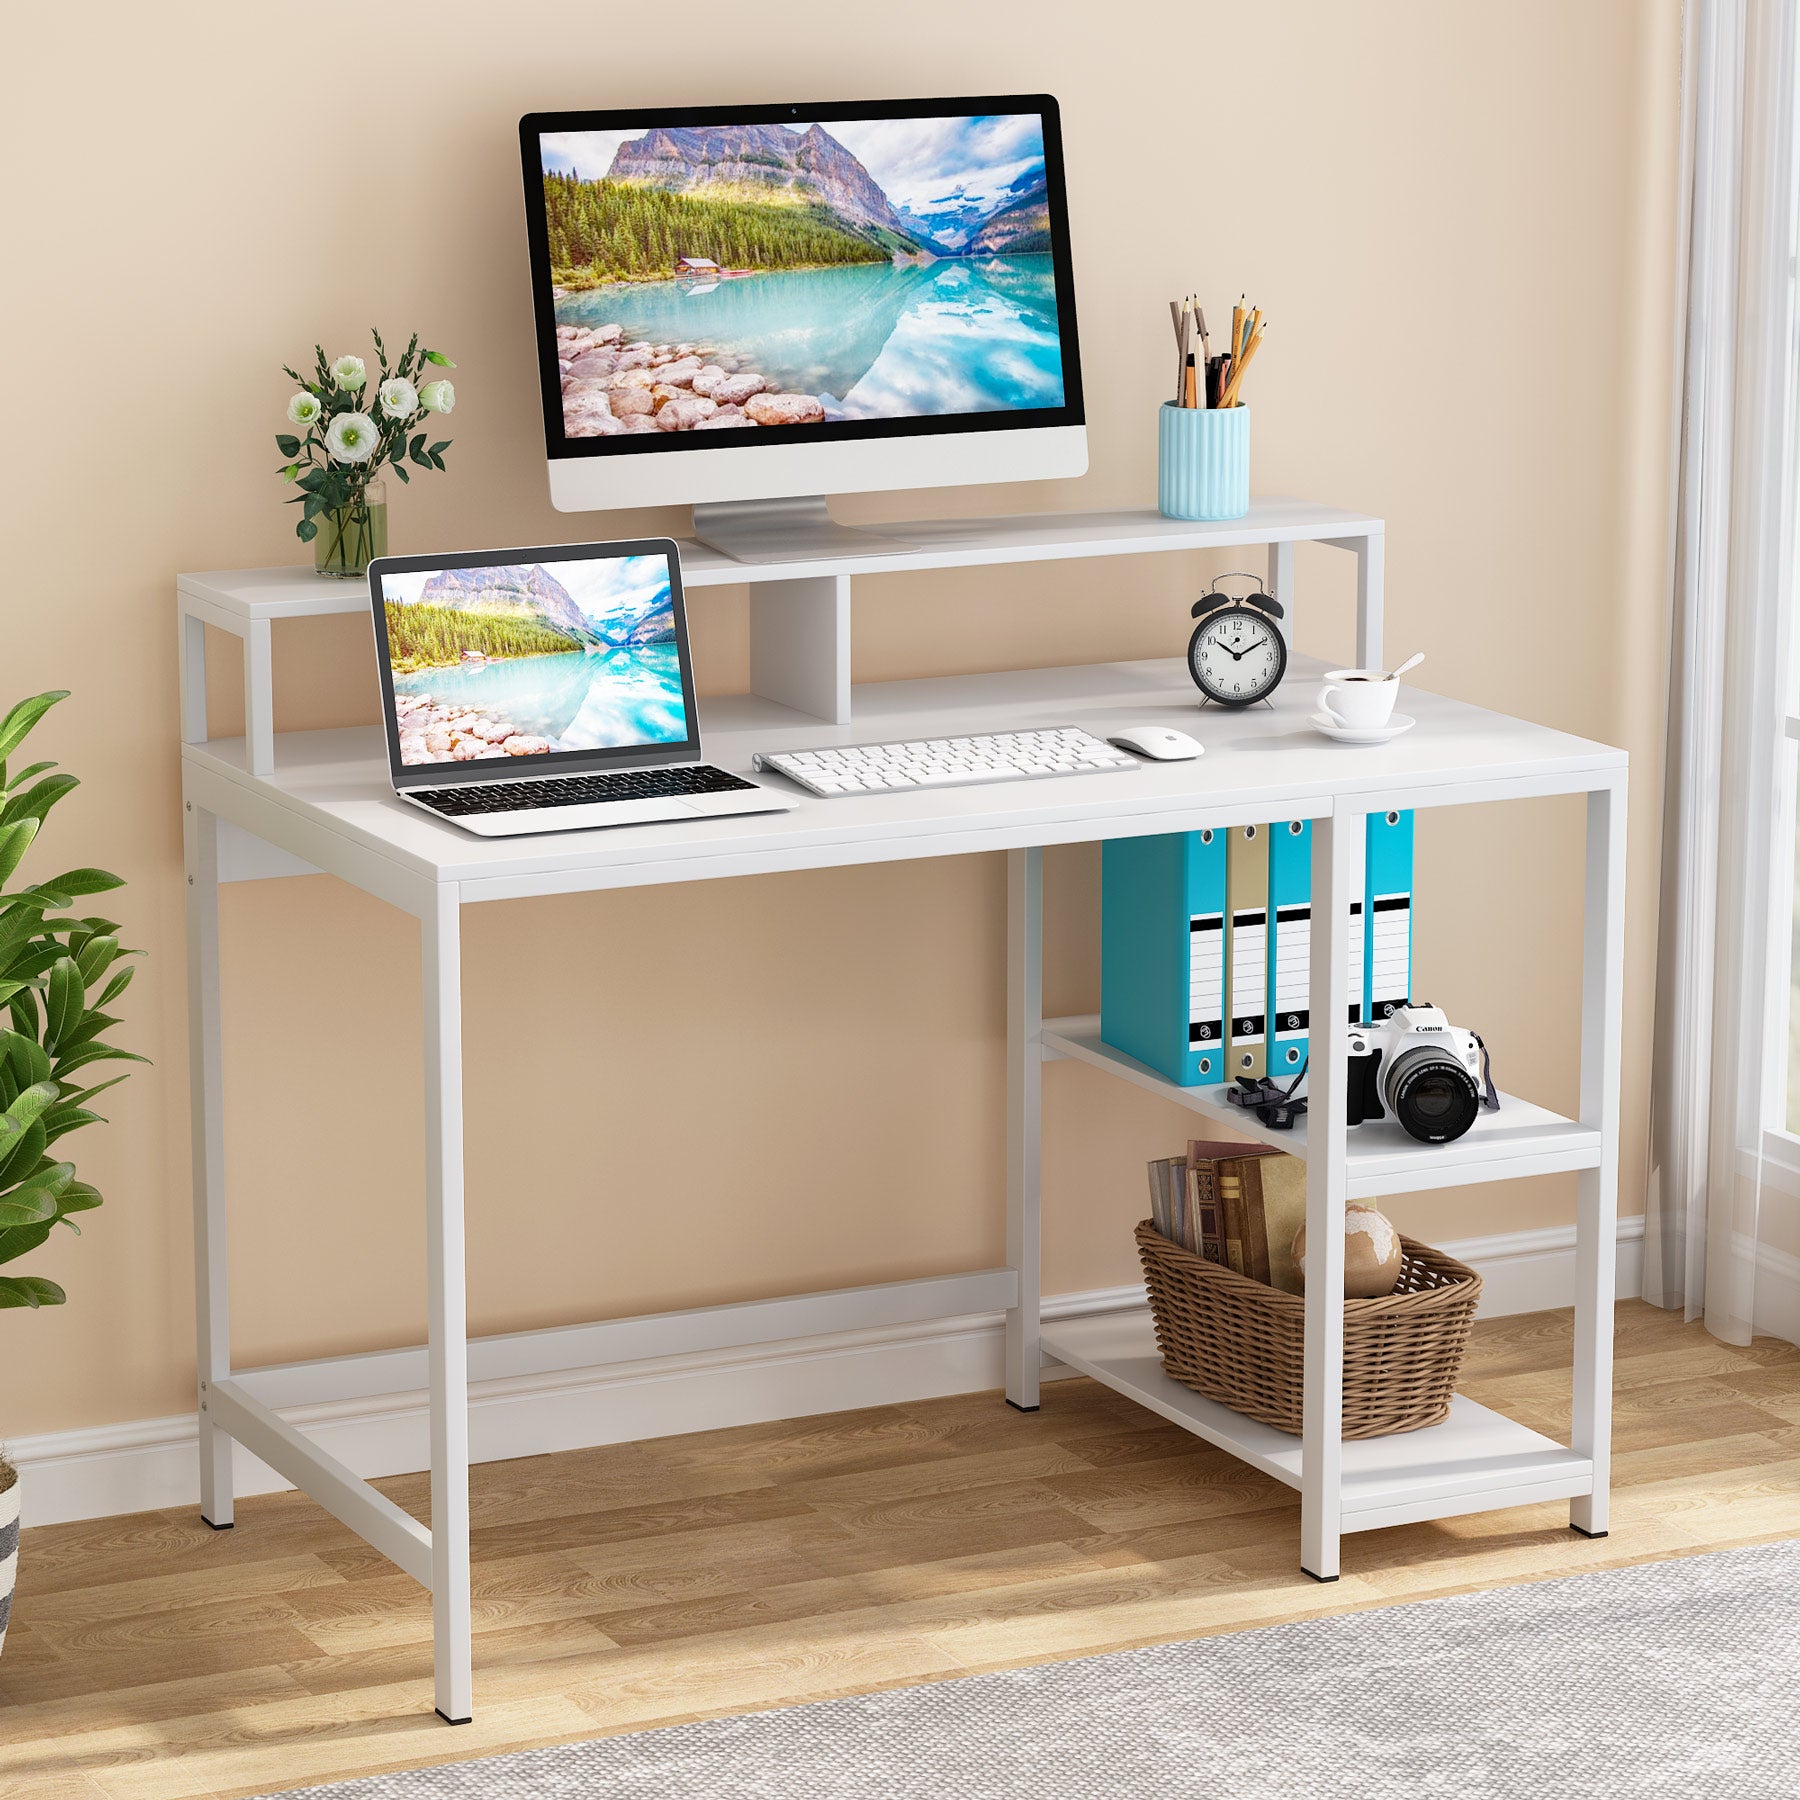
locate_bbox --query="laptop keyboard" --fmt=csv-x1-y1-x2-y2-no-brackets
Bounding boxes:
412,765,755,818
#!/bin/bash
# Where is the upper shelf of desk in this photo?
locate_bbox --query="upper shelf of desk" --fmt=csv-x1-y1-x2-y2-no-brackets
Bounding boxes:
178,654,1625,906
178,500,1385,620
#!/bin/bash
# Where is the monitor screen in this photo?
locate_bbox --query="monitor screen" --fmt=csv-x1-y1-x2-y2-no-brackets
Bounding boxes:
371,544,698,779
519,97,1082,464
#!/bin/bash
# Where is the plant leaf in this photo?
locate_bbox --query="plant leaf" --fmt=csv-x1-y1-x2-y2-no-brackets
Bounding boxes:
5,760,55,792
43,957,82,1052
0,1184,59,1228
297,519,319,543
50,1042,149,1078
0,1273,65,1307
76,936,120,986
96,965,135,1009
58,1179,102,1213
0,817,38,887
0,692,68,765
2,773,79,829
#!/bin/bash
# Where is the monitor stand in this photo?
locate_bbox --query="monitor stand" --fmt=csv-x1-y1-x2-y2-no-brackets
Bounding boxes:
690,496,921,565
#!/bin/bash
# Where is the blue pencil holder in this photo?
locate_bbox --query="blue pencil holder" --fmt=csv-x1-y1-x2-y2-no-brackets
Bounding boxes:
1158,403,1250,521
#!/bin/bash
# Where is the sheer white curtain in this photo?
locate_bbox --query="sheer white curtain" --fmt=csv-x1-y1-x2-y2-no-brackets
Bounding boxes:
1647,0,1800,1345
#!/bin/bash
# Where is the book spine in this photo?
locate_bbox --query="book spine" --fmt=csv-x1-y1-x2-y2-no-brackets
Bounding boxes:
1187,1159,1226,1263
1232,1155,1273,1285
1147,1158,1168,1237
1215,1165,1248,1276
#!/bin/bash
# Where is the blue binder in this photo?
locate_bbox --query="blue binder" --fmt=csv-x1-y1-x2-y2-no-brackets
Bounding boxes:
1267,820,1312,1079
1100,828,1227,1087
1365,809,1415,1021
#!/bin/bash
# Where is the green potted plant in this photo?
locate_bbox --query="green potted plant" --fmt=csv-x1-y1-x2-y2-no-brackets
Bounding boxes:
0,690,143,1660
276,328,456,579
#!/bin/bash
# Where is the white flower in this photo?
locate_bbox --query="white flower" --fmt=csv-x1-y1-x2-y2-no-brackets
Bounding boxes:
331,354,367,390
287,390,322,425
377,377,417,419
419,379,455,414
325,411,379,463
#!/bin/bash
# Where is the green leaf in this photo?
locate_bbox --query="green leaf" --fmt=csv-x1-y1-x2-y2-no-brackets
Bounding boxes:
0,1078,56,1133
392,464,410,485
43,957,81,1051
59,1179,101,1213
76,936,119,986
0,1183,58,1228
297,519,319,543
0,1273,65,1307
0,692,68,765
275,433,301,456
2,772,79,829
0,1118,47,1186
0,1029,51,1087
0,817,38,886
0,1220,53,1267
51,1042,148,1078
96,965,135,1009
5,760,55,792
36,869,123,904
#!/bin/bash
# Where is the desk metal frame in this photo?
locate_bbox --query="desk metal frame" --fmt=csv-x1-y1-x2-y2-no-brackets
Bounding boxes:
178,510,1623,1723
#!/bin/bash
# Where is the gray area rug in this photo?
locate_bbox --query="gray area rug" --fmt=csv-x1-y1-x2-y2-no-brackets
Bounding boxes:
267,1537,1800,1799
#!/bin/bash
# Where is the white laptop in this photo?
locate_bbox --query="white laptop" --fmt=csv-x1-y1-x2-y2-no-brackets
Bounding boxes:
369,538,791,836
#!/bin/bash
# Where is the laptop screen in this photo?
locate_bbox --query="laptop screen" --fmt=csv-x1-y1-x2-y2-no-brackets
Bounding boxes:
370,541,699,782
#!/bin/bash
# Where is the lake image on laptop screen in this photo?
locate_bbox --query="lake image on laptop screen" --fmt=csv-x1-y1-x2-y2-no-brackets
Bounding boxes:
380,557,688,766
537,113,1064,437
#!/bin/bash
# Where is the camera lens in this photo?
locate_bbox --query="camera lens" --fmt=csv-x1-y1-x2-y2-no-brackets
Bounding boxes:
1383,1047,1480,1143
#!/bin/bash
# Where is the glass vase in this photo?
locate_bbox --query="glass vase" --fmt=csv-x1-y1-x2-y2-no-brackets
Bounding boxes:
313,478,388,579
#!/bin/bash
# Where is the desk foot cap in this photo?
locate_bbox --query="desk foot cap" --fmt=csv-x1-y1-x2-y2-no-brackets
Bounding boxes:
436,1710,472,1726
201,1517,233,1532
1005,1400,1040,1414
1301,1568,1339,1583
1570,1525,1609,1540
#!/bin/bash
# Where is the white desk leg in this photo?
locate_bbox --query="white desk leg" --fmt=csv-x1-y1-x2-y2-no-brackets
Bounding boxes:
246,617,275,778
1571,779,1626,1537
424,885,472,1723
184,800,233,1529
1005,846,1044,1411
1301,809,1353,1580
1354,535,1385,671
1266,540,1296,658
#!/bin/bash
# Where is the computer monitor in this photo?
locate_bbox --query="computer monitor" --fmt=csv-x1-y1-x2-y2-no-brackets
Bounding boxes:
519,96,1086,560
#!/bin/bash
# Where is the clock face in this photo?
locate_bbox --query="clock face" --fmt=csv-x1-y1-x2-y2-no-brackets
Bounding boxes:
1188,605,1287,706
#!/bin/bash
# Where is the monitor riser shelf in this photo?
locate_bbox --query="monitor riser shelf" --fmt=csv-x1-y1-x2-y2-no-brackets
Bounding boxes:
177,498,1385,773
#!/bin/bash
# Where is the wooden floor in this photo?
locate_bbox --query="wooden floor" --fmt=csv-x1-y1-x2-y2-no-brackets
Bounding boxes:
5,1299,1800,1800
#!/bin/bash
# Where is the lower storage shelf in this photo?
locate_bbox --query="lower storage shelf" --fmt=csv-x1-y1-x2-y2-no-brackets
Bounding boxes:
1042,1310,1594,1534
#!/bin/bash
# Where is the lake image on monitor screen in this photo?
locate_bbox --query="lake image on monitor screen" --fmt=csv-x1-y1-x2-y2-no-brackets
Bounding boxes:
537,115,1065,438
381,558,687,766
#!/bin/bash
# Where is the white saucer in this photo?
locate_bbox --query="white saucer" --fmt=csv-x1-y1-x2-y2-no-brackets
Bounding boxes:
1310,711,1416,745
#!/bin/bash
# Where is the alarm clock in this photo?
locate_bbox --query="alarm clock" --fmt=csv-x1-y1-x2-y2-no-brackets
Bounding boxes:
1187,573,1288,708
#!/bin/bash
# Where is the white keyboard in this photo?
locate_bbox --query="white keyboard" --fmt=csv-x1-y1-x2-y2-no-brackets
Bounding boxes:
753,727,1139,797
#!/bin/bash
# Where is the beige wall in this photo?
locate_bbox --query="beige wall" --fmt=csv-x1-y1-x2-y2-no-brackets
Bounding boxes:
2,0,1680,1438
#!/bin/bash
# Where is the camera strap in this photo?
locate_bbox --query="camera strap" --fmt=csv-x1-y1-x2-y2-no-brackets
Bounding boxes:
1475,1035,1501,1111
1225,1061,1310,1130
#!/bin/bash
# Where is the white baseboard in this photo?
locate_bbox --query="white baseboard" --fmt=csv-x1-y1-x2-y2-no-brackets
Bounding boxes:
6,1218,1646,1529
1752,1238,1800,1345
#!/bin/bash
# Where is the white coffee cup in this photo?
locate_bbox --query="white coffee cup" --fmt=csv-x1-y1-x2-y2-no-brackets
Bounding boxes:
1318,668,1399,729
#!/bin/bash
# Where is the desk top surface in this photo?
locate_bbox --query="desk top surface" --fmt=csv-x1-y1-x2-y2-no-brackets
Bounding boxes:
181,656,1625,901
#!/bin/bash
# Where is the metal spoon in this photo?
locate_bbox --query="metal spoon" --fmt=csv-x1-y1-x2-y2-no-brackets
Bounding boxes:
1386,652,1425,680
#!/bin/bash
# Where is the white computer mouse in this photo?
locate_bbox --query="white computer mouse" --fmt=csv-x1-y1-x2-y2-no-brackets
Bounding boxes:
1109,726,1204,762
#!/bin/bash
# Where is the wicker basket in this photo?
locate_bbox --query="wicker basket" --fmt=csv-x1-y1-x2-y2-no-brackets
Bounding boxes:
1135,1222,1482,1438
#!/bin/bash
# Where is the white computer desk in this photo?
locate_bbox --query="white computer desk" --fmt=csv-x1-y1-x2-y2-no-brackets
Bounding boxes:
178,517,1625,1724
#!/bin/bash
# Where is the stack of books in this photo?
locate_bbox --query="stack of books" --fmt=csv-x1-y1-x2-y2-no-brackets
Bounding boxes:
1146,1139,1309,1294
